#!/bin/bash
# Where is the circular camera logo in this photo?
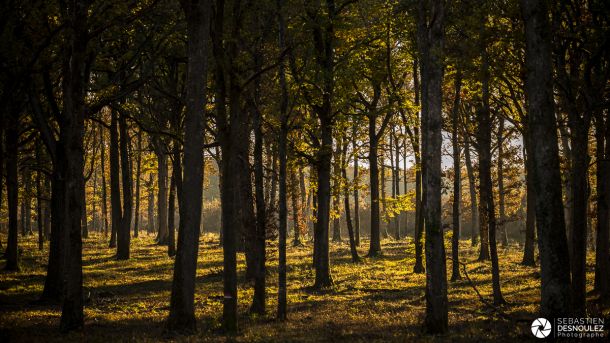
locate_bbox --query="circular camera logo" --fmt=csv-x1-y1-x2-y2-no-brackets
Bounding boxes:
531,318,552,338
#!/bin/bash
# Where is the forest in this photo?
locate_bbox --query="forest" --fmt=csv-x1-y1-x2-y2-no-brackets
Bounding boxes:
0,0,609,341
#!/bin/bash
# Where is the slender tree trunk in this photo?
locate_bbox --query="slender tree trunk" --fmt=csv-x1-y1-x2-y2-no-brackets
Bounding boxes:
413,135,424,274
451,71,462,282
522,0,573,318
147,174,154,234
368,132,382,256
594,115,610,302
167,170,176,257
290,169,302,246
277,0,289,320
100,126,109,237
332,139,342,242
109,109,121,249
117,111,132,260
156,150,169,244
522,132,536,266
341,152,359,263
4,111,19,271
251,70,266,314
134,131,142,238
37,142,44,251
477,39,504,303
352,131,360,246
497,119,508,247
567,121,590,316
464,138,478,246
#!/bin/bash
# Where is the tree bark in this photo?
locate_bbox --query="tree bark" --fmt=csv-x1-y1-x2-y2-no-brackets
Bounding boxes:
522,132,536,266
464,137,478,246
451,71,462,282
497,119,508,247
109,109,121,249
4,110,19,271
418,0,448,333
594,115,610,302
117,111,132,260
522,0,573,318
134,131,142,238
167,0,210,332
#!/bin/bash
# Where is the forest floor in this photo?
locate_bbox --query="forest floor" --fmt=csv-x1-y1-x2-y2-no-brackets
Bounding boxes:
0,232,607,342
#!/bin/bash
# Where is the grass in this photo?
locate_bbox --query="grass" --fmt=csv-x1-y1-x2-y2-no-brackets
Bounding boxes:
0,231,606,342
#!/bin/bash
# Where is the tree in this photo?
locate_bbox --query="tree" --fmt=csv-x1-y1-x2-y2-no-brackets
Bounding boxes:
418,0,448,334
166,0,210,332
522,0,572,318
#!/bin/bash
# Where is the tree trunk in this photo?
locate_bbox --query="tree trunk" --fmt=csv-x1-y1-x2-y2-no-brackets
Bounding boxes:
166,0,209,332
100,126,109,237
368,131,382,256
567,121,590,316
251,68,266,314
497,118,508,247
134,131,142,238
522,0,573,318
451,71,462,281
4,110,19,271
109,109,121,249
156,150,169,244
594,115,610,302
147,174,154,234
117,111,132,260
522,132,536,266
478,38,504,303
341,149,360,263
413,134,425,273
277,0,289,318
290,169,302,246
418,0,448,333
37,141,44,251
332,139,342,242
167,170,176,257
464,138,478,246
352,130,360,246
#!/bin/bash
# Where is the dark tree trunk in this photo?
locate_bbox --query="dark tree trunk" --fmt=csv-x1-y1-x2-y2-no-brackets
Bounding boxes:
277,0,289,319
147,174,154,234
251,68,266,314
332,139,342,242
166,0,209,332
134,131,142,238
117,111,132,260
109,109,121,249
567,122,590,316
4,110,19,271
411,58,425,274
594,115,610,302
290,169,302,246
522,133,536,266
156,149,169,244
58,0,89,330
522,0,573,318
24,167,33,236
352,128,360,246
497,119,508,247
341,146,360,263
418,0,448,333
37,141,44,251
451,71,462,282
167,170,176,257
413,131,424,274
368,133,382,256
477,42,504,304
100,126,109,237
464,138,478,246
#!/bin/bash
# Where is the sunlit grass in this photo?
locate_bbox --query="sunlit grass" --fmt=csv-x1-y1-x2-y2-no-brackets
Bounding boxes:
0,231,604,342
